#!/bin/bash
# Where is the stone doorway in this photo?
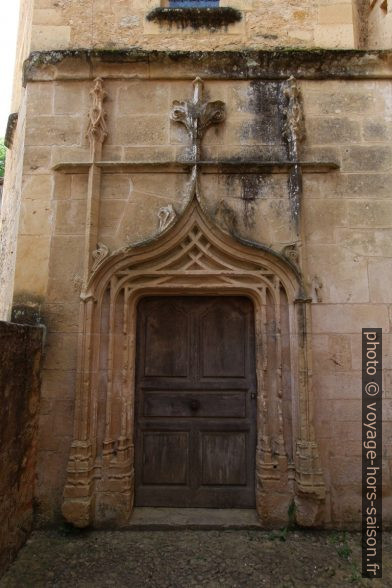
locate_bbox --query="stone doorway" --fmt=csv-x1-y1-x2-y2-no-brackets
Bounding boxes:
62,199,325,528
134,295,257,508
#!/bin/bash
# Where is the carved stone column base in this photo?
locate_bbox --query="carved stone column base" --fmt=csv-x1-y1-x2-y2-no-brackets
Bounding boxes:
94,465,134,526
294,440,326,527
62,441,95,528
256,448,293,527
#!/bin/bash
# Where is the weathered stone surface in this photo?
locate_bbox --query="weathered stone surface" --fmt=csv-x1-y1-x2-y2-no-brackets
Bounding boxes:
0,322,44,575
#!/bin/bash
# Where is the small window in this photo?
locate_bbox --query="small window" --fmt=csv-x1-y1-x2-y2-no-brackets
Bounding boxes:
169,1,219,7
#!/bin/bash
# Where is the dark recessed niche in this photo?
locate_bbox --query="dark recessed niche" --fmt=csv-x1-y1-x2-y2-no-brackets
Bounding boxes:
146,7,242,31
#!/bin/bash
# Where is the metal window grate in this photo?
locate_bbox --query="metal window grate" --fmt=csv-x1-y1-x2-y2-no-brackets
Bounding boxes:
169,1,219,7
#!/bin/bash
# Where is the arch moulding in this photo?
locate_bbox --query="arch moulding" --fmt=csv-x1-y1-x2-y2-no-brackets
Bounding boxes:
62,198,326,528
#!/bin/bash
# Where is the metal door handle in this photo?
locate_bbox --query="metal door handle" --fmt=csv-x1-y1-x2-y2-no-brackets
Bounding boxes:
190,399,200,411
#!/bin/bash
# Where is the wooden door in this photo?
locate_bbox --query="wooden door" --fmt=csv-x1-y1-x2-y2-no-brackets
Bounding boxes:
134,296,257,508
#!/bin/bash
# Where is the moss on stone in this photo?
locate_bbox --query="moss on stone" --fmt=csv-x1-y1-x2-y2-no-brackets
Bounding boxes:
146,7,242,31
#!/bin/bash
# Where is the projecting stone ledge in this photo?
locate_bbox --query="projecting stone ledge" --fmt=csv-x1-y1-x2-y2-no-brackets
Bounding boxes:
23,48,392,84
52,160,340,175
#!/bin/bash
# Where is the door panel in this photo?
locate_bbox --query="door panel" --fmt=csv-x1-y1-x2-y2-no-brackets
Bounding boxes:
141,431,189,485
144,303,189,377
201,432,247,486
135,296,257,508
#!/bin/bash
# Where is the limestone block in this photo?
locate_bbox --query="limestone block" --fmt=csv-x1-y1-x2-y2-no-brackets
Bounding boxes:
33,8,65,26
54,82,89,115
20,199,53,236
27,84,54,117
318,3,354,25
23,146,52,174
303,86,376,116
307,244,369,303
312,303,390,334
368,258,392,302
313,371,361,400
336,229,392,258
347,200,392,228
314,24,355,48
13,236,51,298
40,369,77,401
22,174,53,201
43,332,78,371
304,199,348,243
305,117,360,144
328,334,352,371
341,146,392,172
362,118,392,142
108,116,169,146
55,200,86,235
117,82,170,115
26,116,83,147
31,25,71,51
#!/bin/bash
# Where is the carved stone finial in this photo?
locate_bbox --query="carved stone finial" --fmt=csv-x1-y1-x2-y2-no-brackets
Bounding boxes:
171,77,226,159
87,78,108,153
282,76,305,155
92,242,110,272
158,204,176,232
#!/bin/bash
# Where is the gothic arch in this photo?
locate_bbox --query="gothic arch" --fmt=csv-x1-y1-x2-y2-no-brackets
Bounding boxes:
62,198,325,528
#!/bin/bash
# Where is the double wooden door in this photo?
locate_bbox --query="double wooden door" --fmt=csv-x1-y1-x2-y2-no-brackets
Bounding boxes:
134,296,257,508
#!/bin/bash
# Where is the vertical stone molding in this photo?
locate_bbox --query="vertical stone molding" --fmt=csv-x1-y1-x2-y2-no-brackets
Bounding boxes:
83,78,108,283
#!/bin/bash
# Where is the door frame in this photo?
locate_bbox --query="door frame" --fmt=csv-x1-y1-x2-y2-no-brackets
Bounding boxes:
62,199,326,528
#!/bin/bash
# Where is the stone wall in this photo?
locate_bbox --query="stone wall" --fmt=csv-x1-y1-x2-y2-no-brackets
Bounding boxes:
7,51,391,527
0,322,43,574
30,0,359,51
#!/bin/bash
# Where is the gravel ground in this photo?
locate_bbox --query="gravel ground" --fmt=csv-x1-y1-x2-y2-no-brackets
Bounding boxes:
1,528,391,587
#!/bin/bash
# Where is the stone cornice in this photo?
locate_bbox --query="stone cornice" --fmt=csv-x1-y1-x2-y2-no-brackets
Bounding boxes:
23,48,392,84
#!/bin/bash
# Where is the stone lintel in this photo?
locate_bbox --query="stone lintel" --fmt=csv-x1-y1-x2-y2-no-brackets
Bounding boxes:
23,48,392,84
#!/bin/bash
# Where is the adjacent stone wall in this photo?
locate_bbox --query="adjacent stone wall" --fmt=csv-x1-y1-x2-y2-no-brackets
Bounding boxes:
30,0,359,51
302,78,392,525
0,322,43,575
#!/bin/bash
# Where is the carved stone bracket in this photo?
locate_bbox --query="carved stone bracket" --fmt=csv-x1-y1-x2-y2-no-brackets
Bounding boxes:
92,242,110,272
158,204,176,232
282,243,300,267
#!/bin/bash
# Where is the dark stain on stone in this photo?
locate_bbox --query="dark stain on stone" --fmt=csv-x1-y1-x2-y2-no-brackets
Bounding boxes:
146,7,242,31
213,199,238,235
11,294,45,327
241,81,283,145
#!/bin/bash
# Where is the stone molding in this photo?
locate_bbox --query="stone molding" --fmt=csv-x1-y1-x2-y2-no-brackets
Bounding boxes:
23,49,392,84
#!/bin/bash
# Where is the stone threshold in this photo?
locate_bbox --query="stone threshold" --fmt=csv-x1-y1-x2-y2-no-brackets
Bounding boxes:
128,508,262,530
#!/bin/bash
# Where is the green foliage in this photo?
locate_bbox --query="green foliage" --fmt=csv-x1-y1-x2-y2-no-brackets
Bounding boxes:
0,138,6,177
